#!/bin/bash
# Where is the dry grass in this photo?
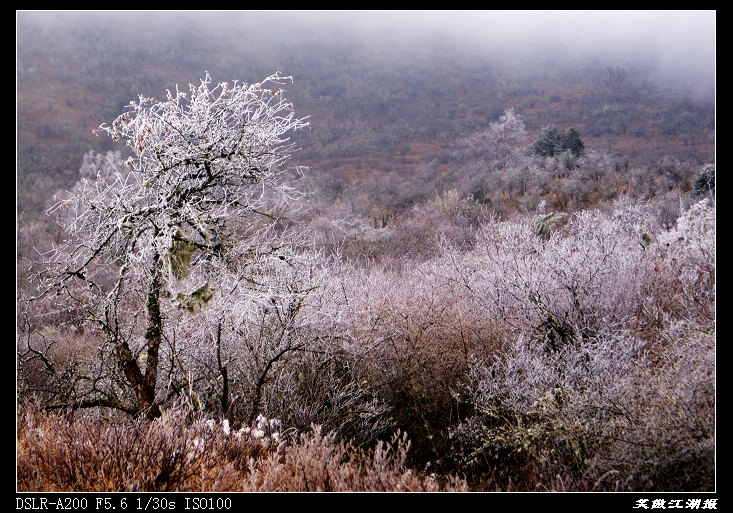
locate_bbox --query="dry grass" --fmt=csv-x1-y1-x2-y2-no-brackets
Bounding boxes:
17,405,465,492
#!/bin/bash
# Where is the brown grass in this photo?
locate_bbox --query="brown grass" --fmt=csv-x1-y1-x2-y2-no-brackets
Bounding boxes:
16,405,465,492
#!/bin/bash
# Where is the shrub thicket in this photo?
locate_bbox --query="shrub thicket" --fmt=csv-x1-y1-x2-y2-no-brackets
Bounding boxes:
18,196,714,491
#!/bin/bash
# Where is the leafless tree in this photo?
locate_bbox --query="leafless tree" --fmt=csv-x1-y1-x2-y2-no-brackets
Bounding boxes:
21,73,310,419
458,108,528,172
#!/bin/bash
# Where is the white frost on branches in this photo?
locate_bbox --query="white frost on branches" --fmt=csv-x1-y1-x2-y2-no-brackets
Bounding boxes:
26,73,313,419
41,72,310,302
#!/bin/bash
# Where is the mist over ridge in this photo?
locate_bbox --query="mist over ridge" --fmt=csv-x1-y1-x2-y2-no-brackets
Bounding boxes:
18,10,715,95
17,10,715,215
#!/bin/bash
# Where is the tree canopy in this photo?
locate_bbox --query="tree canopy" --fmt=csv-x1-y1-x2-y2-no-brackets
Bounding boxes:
25,73,310,418
528,124,584,158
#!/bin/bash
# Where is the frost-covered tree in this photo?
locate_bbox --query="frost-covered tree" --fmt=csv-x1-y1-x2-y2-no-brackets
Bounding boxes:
446,199,715,490
458,108,527,171
22,73,310,419
487,108,528,172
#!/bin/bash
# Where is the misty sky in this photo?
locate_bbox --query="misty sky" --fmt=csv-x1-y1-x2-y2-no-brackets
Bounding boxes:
18,10,716,60
17,10,715,94
335,10,715,78
235,11,715,61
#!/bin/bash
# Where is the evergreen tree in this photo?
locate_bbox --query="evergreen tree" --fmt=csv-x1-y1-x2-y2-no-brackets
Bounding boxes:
693,164,715,196
528,124,563,157
562,127,584,157
528,124,585,158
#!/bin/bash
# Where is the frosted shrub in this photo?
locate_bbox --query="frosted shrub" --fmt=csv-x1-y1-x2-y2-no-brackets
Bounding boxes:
652,198,715,326
447,199,714,490
451,335,628,488
452,325,714,490
446,200,655,351
263,345,394,448
321,254,504,465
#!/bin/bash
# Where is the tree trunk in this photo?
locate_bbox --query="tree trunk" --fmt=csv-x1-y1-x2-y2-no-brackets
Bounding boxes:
216,321,230,418
113,337,160,419
112,253,163,420
141,251,163,419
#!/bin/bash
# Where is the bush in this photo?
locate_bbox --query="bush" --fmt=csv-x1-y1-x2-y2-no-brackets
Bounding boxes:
325,256,504,467
451,320,713,491
446,199,715,491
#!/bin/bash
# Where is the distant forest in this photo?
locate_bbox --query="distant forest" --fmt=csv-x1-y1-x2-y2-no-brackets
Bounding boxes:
17,11,714,221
